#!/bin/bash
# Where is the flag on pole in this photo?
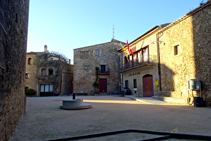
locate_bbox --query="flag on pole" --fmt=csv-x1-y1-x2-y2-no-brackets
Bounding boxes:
121,44,129,57
127,39,134,55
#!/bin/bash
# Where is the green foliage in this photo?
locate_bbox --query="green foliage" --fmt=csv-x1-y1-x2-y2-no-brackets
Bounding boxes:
92,67,99,89
95,67,99,73
92,81,99,89
25,88,36,96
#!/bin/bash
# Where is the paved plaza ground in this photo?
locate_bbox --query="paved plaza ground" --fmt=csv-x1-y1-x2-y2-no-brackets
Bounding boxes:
9,96,211,141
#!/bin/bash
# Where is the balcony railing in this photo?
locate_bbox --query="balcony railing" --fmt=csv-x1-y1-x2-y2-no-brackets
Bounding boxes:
120,58,150,72
98,68,109,75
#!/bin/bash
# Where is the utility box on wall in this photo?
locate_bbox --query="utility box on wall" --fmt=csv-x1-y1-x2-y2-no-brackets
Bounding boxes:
187,79,201,90
187,79,205,107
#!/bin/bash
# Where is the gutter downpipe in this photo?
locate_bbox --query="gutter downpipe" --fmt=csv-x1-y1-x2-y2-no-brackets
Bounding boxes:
156,33,162,91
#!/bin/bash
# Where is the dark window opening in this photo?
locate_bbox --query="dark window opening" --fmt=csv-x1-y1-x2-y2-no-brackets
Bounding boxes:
101,65,106,73
49,68,53,76
174,45,179,55
125,80,128,88
133,79,137,88
16,13,18,23
25,73,29,79
28,58,32,65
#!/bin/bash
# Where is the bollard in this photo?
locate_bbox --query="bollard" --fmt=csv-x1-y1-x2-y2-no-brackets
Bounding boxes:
73,93,75,99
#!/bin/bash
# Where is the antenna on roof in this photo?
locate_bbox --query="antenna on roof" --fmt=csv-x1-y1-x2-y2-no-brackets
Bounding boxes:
200,0,205,6
113,24,115,39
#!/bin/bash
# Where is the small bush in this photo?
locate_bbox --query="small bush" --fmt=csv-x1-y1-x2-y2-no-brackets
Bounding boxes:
25,88,36,96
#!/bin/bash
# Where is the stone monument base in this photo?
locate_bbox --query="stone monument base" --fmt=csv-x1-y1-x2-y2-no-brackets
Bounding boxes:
60,99,92,110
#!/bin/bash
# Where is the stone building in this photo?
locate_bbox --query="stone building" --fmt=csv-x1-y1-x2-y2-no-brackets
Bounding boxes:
25,45,73,96
157,0,211,105
0,0,29,140
74,39,125,95
119,0,211,105
119,24,169,97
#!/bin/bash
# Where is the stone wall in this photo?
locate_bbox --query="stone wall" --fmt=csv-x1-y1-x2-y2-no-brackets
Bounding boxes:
120,28,160,97
74,39,124,95
26,52,74,96
61,65,74,94
25,53,38,91
0,0,29,140
158,1,211,104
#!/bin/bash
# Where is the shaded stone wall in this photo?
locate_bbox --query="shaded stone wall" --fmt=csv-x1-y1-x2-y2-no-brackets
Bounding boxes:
74,39,124,95
121,29,160,96
158,1,211,104
61,65,74,94
37,60,64,96
0,0,29,140
192,2,211,105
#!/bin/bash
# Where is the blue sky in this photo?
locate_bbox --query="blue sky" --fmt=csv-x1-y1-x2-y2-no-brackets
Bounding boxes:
27,0,205,62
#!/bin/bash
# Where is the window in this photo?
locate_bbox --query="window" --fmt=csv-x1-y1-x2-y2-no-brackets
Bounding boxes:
25,73,29,79
133,79,137,88
125,80,128,88
28,58,32,65
40,84,53,92
49,85,53,92
48,68,53,76
124,56,130,69
40,85,44,92
142,47,149,62
41,68,46,76
95,50,99,56
174,45,179,55
101,65,106,73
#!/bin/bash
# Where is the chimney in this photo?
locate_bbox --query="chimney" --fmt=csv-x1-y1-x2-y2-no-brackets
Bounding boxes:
44,45,48,52
69,59,71,64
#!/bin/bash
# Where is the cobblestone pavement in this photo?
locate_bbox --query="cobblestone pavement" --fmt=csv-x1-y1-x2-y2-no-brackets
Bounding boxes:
9,96,211,141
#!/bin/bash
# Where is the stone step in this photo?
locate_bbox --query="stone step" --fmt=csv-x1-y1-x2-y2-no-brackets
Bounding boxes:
152,96,188,105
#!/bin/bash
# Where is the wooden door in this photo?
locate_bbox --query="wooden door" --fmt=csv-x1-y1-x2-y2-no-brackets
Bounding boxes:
99,79,107,93
143,76,153,97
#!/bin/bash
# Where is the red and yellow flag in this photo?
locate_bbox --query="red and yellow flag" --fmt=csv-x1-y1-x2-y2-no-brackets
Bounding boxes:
127,40,134,55
121,45,129,57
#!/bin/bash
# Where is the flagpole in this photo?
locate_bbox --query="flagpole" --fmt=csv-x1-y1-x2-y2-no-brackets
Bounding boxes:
126,38,130,62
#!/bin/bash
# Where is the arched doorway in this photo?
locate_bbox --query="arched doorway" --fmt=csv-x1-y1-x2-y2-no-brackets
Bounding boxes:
143,74,153,97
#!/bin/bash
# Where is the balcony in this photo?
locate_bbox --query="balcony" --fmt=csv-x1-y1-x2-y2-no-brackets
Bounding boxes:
120,59,152,72
98,68,110,75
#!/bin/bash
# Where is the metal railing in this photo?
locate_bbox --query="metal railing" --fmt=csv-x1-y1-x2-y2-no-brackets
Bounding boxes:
47,129,211,141
121,58,150,71
98,68,109,74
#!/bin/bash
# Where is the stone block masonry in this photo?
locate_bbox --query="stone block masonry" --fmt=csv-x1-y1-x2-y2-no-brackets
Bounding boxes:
158,1,211,105
0,0,29,140
74,39,125,95
25,50,74,96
